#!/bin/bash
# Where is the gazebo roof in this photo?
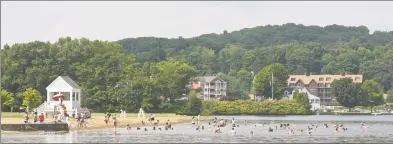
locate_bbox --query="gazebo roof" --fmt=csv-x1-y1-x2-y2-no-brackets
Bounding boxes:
46,76,81,90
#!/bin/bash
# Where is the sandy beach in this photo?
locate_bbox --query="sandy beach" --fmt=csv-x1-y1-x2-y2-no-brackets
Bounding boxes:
1,112,210,133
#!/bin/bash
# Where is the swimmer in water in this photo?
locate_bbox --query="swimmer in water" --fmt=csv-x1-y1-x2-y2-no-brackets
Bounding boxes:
191,117,196,126
251,131,254,135
244,120,247,126
215,125,221,134
268,127,273,132
230,128,236,134
308,126,313,131
126,124,131,130
144,128,148,131
288,129,294,135
137,127,141,130
323,123,328,128
231,118,236,127
361,123,368,130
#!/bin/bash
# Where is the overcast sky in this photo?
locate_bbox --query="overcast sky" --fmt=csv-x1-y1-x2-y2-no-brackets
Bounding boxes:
2,1,393,47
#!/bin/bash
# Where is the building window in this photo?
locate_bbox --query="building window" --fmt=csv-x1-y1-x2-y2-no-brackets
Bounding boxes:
325,83,331,88
318,83,324,87
291,78,296,81
289,83,295,87
355,77,360,81
319,78,324,81
326,77,331,81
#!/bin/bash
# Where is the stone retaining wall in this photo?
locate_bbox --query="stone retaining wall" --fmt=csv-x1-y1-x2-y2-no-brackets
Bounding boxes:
1,123,69,131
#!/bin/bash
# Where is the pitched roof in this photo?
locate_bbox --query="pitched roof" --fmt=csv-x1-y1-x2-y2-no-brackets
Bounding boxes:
299,87,320,100
59,76,81,89
199,76,225,83
288,74,363,85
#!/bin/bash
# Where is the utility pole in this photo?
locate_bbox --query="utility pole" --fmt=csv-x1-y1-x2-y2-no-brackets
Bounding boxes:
270,72,274,100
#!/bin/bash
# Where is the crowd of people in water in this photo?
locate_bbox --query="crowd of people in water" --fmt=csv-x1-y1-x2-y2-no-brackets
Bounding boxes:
114,114,370,136
22,107,372,135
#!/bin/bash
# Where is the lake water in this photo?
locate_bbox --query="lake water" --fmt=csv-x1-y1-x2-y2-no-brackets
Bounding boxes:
2,115,393,143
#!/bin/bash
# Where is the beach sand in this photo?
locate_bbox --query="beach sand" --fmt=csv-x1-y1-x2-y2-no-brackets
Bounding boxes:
1,113,210,133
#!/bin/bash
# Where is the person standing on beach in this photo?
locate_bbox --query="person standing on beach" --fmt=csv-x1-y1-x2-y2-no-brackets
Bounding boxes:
113,116,118,130
149,113,155,125
39,113,45,124
57,112,63,123
72,107,76,118
24,112,29,123
33,112,38,124
65,114,71,129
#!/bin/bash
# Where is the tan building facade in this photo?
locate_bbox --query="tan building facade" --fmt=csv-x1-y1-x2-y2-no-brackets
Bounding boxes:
287,74,363,102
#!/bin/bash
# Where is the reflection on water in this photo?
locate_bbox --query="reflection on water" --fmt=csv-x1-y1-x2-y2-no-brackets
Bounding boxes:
2,115,393,143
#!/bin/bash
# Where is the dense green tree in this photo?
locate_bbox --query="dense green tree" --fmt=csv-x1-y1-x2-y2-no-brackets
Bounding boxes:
21,88,42,111
218,72,250,100
293,92,311,111
1,89,15,109
176,46,215,75
360,80,385,112
387,89,393,103
331,78,362,110
253,63,289,100
177,90,202,116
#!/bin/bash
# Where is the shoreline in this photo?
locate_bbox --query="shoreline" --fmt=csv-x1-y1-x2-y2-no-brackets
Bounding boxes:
1,116,211,134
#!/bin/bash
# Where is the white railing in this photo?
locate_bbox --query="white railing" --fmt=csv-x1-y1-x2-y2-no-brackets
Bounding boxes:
35,102,46,114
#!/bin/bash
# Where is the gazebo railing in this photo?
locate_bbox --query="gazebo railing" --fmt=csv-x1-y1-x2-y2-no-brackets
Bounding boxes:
35,102,46,114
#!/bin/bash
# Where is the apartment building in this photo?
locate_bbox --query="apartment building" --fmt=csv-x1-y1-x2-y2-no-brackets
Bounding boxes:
287,73,363,102
191,76,227,100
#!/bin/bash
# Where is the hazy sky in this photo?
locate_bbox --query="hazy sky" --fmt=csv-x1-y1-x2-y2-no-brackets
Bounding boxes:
2,1,393,46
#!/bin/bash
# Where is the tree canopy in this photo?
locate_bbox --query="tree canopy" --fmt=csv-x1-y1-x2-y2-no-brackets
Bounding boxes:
361,80,385,112
331,78,362,109
2,23,393,112
253,63,289,100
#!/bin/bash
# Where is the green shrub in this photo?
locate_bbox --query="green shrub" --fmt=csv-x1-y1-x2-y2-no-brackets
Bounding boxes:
177,99,311,116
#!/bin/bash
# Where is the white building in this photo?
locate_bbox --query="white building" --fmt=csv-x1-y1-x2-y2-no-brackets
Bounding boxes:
191,76,227,100
36,76,86,115
284,87,321,111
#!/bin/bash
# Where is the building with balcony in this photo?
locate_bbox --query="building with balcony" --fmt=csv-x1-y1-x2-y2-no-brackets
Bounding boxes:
191,76,227,100
286,73,363,102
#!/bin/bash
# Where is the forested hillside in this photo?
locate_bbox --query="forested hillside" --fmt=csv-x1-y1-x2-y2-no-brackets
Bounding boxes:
2,23,393,112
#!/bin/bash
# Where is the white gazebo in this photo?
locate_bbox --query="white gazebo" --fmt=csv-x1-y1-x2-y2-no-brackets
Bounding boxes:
36,76,82,115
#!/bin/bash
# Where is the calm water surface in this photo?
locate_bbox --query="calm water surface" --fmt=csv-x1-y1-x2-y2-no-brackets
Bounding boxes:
2,115,393,143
